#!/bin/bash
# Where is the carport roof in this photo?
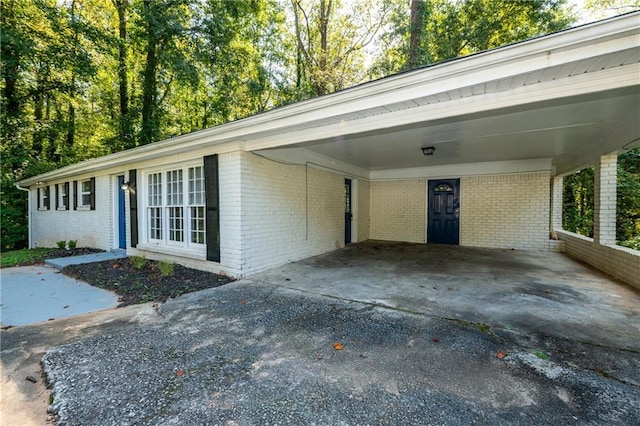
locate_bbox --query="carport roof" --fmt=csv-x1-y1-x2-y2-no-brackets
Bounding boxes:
19,12,640,186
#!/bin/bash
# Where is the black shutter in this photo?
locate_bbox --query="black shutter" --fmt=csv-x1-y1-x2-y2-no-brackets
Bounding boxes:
44,186,50,210
37,188,41,209
89,177,96,210
55,184,59,209
204,155,220,262
73,180,78,210
129,170,138,247
64,182,70,209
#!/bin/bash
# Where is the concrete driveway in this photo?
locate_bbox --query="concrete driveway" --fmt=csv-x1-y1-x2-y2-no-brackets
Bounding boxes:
3,242,640,425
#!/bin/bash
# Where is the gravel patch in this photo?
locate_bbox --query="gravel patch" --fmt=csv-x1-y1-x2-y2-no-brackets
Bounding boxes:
43,282,640,425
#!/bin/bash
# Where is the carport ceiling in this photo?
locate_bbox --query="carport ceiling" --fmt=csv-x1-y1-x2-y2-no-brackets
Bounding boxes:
266,86,639,175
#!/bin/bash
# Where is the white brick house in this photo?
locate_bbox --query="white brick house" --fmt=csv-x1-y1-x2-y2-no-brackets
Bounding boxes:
18,13,640,286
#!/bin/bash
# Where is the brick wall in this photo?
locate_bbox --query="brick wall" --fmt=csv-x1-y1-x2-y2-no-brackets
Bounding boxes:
369,180,426,243
32,176,114,250
557,230,640,288
460,172,550,250
356,179,370,242
239,152,344,276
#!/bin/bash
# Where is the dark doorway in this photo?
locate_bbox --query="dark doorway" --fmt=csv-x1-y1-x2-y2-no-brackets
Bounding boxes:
345,178,352,244
427,179,460,245
117,175,127,249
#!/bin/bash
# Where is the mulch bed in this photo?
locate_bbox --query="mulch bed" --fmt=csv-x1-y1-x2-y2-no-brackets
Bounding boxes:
63,258,234,306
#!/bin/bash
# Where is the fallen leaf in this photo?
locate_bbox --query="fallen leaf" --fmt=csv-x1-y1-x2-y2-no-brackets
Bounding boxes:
240,299,247,305
333,342,344,350
63,305,69,309
112,263,120,269
431,337,440,343
118,297,125,302
176,370,185,377
496,351,507,359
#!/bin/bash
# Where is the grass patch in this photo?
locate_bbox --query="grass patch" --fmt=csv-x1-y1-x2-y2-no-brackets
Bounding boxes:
534,350,550,360
0,248,57,268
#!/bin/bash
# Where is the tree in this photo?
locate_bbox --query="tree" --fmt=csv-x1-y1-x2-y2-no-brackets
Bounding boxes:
290,0,390,97
373,0,575,76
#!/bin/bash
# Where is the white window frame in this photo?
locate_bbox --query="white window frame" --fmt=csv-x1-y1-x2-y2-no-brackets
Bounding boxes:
38,186,50,211
139,163,206,257
57,183,68,210
77,179,92,210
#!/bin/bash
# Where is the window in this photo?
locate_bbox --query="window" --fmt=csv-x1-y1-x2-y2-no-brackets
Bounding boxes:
56,183,69,210
148,172,163,240
74,178,95,210
38,186,50,210
144,165,205,250
434,183,453,192
188,166,205,245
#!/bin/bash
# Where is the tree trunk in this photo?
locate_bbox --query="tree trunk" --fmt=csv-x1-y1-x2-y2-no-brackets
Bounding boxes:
66,0,77,151
408,0,424,69
316,0,332,96
140,1,158,145
114,0,133,149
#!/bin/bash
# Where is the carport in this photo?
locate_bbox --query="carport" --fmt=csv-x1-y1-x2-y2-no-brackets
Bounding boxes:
248,241,640,352
253,13,640,287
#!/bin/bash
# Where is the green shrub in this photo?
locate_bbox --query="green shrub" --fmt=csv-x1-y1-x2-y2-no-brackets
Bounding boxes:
157,261,174,277
56,240,67,249
130,255,147,269
68,240,77,249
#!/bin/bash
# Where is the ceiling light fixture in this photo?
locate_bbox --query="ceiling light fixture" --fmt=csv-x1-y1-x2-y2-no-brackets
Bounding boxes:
421,146,435,156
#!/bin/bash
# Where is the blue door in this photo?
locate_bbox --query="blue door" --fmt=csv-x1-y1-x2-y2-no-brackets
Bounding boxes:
427,179,460,245
117,175,126,249
345,179,352,244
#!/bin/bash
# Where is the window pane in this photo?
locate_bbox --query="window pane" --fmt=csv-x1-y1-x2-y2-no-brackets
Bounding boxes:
166,169,183,206
82,194,91,206
190,206,205,244
82,180,91,192
168,206,184,242
148,173,162,206
188,166,204,206
148,207,162,240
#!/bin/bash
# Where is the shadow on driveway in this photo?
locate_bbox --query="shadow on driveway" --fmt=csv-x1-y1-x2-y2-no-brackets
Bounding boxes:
3,242,640,425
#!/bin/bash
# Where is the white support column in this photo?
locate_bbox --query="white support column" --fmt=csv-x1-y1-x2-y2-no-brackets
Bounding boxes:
550,176,563,234
593,153,617,245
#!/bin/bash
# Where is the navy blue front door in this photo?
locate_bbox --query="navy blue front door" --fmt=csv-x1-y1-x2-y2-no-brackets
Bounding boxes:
117,175,126,249
345,179,352,244
427,179,460,245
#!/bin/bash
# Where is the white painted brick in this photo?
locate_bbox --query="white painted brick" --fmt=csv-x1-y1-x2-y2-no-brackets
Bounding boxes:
369,180,426,243
460,172,551,250
557,230,640,288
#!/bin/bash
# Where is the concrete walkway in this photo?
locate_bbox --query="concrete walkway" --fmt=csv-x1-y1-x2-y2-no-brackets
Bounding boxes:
45,249,127,269
0,265,120,327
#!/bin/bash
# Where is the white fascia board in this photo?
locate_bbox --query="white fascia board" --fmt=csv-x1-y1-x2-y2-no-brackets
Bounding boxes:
19,13,639,186
370,159,553,180
18,139,242,186
248,63,640,151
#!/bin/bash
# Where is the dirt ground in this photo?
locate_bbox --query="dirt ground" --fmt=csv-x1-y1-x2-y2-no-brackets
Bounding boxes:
63,258,234,305
0,303,160,425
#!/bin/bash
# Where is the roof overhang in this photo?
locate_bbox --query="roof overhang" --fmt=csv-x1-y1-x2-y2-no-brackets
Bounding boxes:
19,12,640,186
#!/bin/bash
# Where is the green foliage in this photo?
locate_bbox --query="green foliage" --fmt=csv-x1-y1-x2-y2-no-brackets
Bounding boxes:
0,247,57,268
56,240,67,249
563,167,594,238
372,0,576,77
562,149,640,249
534,350,549,360
68,239,77,249
156,261,175,277
130,255,147,269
